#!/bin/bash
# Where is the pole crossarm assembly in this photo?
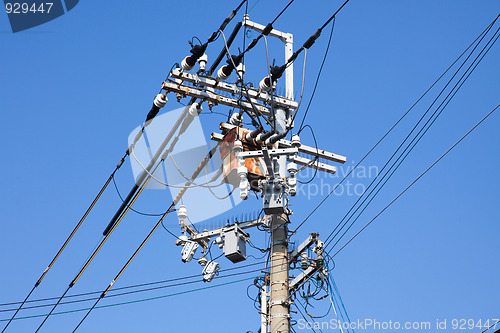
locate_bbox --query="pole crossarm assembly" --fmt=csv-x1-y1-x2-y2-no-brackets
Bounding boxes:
162,81,274,116
218,122,346,163
169,68,298,110
20,8,357,333
185,216,270,244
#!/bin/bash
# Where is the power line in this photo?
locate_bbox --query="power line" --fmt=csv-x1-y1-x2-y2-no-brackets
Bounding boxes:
71,145,222,332
265,0,350,88
296,16,335,133
291,13,500,235
241,0,296,55
111,176,165,217
0,261,265,310
0,155,127,333
0,264,301,324
323,19,500,251
0,276,258,324
328,103,499,260
23,13,249,326
32,175,153,332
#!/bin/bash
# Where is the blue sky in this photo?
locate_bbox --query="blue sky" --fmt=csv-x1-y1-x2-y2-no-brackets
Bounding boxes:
0,1,499,332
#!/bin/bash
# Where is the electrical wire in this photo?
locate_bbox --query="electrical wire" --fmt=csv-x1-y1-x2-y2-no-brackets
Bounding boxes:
0,155,126,333
323,21,500,251
0,261,270,311
291,14,500,235
297,17,335,133
292,48,308,123
241,0,296,55
294,299,322,333
327,103,499,260
219,29,272,131
32,174,152,332
71,144,222,331
130,144,220,188
1,276,260,324
168,150,225,189
297,125,319,184
112,176,165,217
263,0,350,102
481,319,500,333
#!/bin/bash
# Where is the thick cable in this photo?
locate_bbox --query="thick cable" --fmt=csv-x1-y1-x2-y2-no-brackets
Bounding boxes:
0,155,126,333
241,0,296,55
297,16,335,133
71,144,221,331
32,175,152,332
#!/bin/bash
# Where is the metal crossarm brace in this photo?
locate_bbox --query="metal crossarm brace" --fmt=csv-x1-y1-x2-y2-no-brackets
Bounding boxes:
289,233,318,263
187,217,269,243
211,132,338,174
237,147,299,159
179,220,209,249
218,122,346,164
289,266,320,292
169,68,298,110
162,81,272,116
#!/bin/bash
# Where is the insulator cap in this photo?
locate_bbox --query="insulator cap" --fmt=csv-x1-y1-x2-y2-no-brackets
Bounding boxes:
178,205,188,220
189,103,202,117
238,166,248,176
259,77,272,91
229,112,242,126
198,53,208,71
233,139,243,152
287,162,298,173
217,65,231,80
236,63,245,77
291,134,301,147
181,56,195,71
154,93,168,109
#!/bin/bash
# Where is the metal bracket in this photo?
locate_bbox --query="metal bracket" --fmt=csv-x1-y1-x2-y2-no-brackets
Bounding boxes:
269,313,290,319
270,299,289,307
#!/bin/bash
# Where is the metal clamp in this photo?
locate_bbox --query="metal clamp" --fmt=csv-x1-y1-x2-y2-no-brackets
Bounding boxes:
269,313,290,319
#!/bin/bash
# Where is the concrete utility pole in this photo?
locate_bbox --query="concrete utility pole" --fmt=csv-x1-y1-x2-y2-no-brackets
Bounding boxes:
165,14,347,333
269,213,289,333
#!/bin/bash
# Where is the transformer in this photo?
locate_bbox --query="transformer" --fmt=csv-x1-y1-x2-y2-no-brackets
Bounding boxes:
222,224,249,263
219,127,265,191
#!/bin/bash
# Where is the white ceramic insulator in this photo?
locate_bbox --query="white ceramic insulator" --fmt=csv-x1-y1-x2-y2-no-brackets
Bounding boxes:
217,66,230,80
198,256,208,266
229,113,242,126
238,166,249,200
154,94,168,108
189,103,202,117
291,134,301,147
236,63,245,77
259,77,271,91
177,205,188,220
238,166,248,179
198,53,208,71
181,56,194,71
233,139,243,152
